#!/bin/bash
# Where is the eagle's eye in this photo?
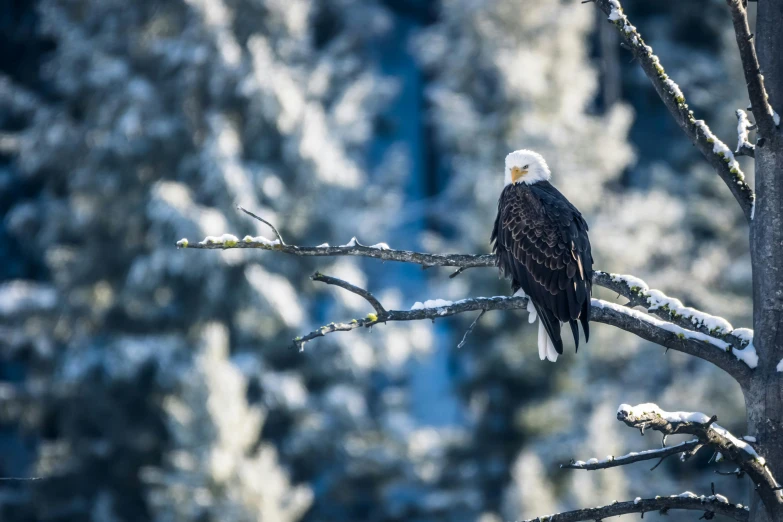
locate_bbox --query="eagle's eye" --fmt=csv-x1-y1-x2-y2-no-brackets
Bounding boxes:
523,164,529,169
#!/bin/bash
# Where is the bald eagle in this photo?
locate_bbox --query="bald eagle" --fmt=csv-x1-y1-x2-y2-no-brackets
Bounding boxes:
491,150,593,362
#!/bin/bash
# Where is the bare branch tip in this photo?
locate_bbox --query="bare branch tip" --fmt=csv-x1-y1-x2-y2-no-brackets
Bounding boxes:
237,205,286,246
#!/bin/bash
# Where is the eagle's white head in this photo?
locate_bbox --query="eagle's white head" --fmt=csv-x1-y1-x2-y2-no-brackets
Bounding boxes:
504,149,551,186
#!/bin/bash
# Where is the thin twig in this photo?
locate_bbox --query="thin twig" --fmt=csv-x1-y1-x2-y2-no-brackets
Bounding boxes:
457,310,486,349
237,205,286,246
715,468,746,478
449,266,471,279
311,272,386,314
561,439,702,471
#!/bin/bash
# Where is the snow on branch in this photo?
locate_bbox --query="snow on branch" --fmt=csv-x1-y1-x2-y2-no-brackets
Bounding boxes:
177,233,495,270
734,109,756,158
294,276,528,351
725,0,779,138
518,492,748,522
591,300,752,386
617,403,783,510
562,438,703,471
291,272,753,386
178,219,756,385
590,0,755,221
594,271,757,368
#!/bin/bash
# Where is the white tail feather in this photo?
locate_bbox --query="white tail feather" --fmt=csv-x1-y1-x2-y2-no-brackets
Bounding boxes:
537,321,547,361
526,298,537,324
525,293,557,362
546,334,559,362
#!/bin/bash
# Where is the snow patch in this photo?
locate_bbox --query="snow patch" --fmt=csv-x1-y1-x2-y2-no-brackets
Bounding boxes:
645,288,732,333
610,273,649,291
735,109,752,153
592,299,731,350
607,0,624,21
199,233,239,246
369,242,391,250
411,299,454,311
241,235,281,247
730,328,758,369
316,243,330,248
664,78,684,102
777,359,783,372
694,120,743,179
340,237,358,247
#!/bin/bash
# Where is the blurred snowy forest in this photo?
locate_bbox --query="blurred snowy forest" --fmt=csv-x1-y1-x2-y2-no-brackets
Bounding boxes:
0,0,755,521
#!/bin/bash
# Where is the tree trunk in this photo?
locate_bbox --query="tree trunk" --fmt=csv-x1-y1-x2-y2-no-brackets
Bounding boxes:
747,1,783,521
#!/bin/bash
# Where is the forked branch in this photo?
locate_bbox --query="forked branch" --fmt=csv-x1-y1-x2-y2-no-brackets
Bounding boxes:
178,224,756,386
591,0,755,221
562,439,702,471
294,272,753,386
616,404,783,511
726,0,779,138
518,493,748,522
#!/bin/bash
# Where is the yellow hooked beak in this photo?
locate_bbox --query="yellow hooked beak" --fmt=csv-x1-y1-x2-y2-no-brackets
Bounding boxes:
511,166,528,183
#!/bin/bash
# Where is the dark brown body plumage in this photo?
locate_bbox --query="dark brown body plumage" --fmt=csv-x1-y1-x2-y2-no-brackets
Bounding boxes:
491,181,593,354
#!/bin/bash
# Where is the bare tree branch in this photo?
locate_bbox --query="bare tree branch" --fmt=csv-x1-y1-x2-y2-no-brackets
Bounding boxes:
518,493,748,522
593,271,754,356
177,238,740,353
311,272,386,314
178,234,495,269
592,301,752,387
735,109,756,158
293,273,754,386
562,439,702,471
591,0,755,221
617,404,783,511
725,0,779,138
178,227,755,383
293,289,527,351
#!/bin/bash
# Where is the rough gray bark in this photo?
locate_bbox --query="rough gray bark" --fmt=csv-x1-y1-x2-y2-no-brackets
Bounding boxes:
747,1,783,521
